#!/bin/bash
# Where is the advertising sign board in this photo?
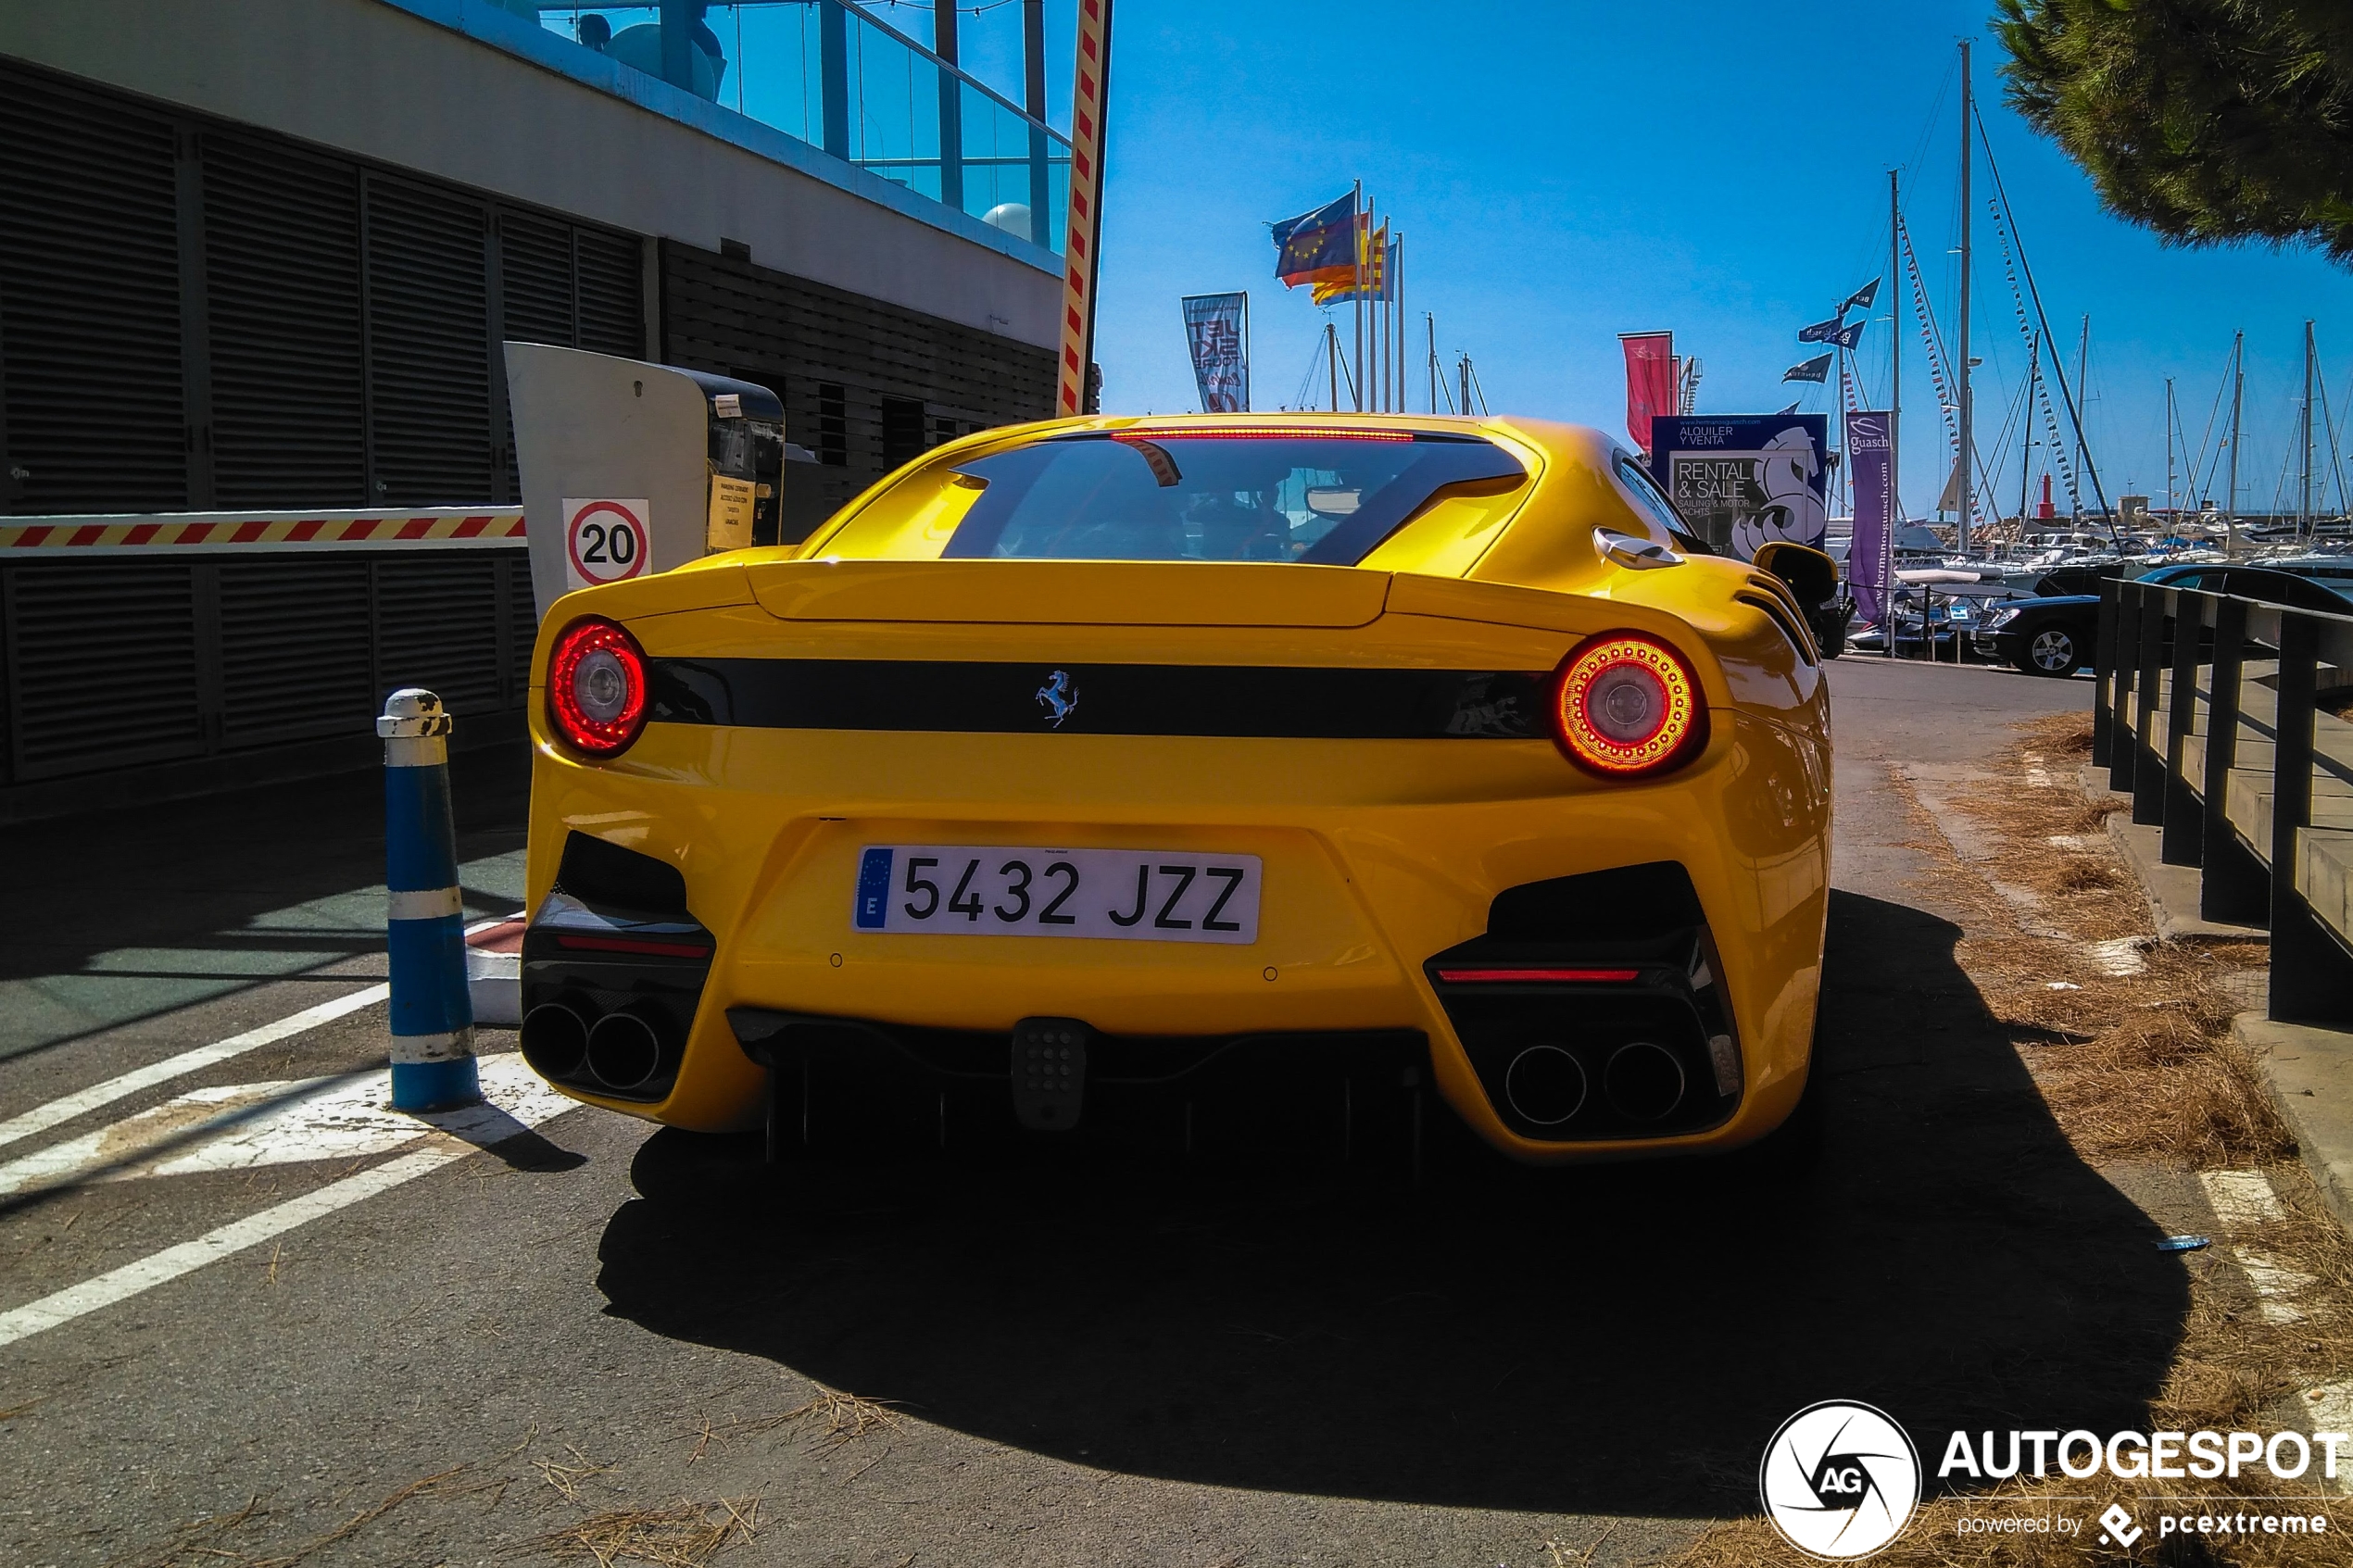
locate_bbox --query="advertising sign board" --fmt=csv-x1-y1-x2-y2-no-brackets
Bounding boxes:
1649,415,1830,558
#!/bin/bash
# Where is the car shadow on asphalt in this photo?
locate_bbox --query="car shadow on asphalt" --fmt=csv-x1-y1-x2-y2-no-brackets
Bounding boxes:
592,887,2186,1518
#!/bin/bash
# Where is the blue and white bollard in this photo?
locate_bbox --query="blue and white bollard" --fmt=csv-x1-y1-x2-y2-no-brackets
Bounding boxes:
378,688,481,1111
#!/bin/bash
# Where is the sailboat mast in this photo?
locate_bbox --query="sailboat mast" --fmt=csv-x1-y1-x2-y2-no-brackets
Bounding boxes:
2165,377,2176,521
1426,313,1438,413
2228,329,2244,536
2020,332,2038,525
2074,317,2090,521
1889,168,1902,522
1957,40,1975,553
1326,320,1340,413
2303,320,2317,534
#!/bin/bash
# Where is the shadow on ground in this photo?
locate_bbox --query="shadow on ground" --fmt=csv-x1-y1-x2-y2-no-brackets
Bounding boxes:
594,888,2185,1517
0,743,530,996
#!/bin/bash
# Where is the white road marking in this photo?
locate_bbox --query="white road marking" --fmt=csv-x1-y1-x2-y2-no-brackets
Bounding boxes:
0,1147,463,1348
2305,1383,2353,1494
2201,1169,2289,1228
2085,937,2147,976
0,985,389,1153
2238,1248,2316,1324
0,1057,578,1349
0,1054,570,1198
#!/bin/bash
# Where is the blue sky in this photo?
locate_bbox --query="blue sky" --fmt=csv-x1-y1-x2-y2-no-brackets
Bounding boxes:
1059,0,2353,519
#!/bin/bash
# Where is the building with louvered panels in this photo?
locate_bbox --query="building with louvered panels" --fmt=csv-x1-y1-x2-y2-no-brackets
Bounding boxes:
0,0,1069,816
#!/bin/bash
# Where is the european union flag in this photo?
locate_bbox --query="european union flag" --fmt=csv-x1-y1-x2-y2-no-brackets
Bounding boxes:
1272,191,1356,285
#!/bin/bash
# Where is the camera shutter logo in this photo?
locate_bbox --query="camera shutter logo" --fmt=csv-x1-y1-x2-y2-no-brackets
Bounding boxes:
1759,1400,1921,1559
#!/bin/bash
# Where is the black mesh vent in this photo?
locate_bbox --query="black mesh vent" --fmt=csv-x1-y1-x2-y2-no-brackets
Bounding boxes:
202,135,367,508
374,554,504,713
574,228,644,358
4,562,204,776
217,557,374,746
0,75,186,513
365,178,492,507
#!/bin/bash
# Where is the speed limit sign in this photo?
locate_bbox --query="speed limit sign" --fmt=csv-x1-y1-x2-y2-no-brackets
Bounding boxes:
561,498,650,590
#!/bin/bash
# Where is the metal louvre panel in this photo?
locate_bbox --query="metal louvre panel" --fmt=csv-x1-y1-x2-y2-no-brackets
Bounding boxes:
657,241,1051,450
366,178,492,506
0,69,186,513
217,558,374,746
574,229,644,357
503,555,536,698
374,555,504,714
497,207,574,499
5,562,203,777
498,208,575,347
203,136,367,508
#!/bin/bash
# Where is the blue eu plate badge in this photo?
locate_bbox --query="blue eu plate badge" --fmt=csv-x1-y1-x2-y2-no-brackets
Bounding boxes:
853,847,894,930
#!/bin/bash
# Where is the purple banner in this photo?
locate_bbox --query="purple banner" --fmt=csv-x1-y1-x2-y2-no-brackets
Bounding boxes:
1847,409,1894,621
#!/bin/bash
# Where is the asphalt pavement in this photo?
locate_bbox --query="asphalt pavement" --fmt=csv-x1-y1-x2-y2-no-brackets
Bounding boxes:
0,658,2148,1567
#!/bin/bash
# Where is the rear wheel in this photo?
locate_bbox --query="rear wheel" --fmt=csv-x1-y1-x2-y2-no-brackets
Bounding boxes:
2016,627,2081,678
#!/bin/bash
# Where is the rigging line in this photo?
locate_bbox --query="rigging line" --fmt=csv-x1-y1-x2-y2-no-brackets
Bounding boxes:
2189,343,2233,503
1982,192,2080,508
1975,101,2114,526
2321,354,2351,517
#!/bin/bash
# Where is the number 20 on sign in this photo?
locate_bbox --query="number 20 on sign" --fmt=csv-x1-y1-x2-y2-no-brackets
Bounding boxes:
562,497,650,591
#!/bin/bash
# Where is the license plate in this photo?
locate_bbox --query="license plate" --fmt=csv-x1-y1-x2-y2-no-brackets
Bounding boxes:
852,845,1261,944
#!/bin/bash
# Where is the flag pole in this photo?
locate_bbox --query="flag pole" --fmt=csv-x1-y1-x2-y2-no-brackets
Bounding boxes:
1353,182,1365,413
1390,232,1402,412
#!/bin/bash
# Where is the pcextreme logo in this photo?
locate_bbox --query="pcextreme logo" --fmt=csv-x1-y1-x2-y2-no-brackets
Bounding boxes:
1759,1401,1923,1560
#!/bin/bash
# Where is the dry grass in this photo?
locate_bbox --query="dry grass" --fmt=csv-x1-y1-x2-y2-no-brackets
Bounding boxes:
533,1497,759,1568
1665,709,2353,1564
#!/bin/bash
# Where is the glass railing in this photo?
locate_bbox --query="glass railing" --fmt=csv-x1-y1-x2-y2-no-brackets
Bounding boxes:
522,2,1069,253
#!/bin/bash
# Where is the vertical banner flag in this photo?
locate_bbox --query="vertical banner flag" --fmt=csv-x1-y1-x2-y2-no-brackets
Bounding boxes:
1181,293,1250,412
1619,332,1675,455
1647,414,1831,559
1847,410,1894,621
1056,0,1114,417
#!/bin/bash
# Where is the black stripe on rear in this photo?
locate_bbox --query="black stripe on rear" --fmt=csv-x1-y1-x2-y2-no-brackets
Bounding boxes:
649,659,1549,739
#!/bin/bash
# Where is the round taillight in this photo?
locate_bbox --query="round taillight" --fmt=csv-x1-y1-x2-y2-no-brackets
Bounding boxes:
1548,633,1705,778
547,617,648,758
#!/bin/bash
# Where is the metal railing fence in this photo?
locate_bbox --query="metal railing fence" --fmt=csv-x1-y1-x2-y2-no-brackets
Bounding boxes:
2095,576,2353,1024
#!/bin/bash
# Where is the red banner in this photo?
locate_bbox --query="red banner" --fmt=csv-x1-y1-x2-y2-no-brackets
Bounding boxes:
1619,332,1675,455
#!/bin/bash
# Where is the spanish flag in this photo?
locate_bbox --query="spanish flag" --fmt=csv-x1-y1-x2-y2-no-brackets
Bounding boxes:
1310,220,1389,306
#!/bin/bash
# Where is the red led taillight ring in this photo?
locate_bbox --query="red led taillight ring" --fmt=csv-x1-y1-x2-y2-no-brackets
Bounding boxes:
1547,632,1706,779
547,617,648,759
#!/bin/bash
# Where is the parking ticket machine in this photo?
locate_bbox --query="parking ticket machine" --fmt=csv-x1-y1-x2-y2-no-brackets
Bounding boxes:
505,342,786,618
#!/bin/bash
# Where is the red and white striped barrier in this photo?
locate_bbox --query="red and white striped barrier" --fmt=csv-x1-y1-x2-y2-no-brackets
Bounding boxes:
0,508,525,554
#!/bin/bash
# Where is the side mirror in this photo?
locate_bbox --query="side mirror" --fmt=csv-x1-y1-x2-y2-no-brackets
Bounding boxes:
1754,541,1837,606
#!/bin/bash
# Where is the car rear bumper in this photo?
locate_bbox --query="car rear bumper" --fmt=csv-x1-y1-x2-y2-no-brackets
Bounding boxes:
519,712,1828,1163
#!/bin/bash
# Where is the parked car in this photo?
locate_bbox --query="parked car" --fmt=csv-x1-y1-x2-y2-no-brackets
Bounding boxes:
1975,563,2353,677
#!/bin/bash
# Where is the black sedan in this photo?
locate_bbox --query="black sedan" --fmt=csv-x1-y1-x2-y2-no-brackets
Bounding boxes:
1975,562,2353,677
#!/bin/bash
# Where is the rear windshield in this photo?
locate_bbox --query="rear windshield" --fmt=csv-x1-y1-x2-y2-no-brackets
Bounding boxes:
933,432,1527,566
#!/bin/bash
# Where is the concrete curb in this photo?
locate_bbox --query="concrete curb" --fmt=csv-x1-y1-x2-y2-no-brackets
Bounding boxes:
2076,769,2353,1236
2233,1013,2353,1239
2079,764,2268,944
